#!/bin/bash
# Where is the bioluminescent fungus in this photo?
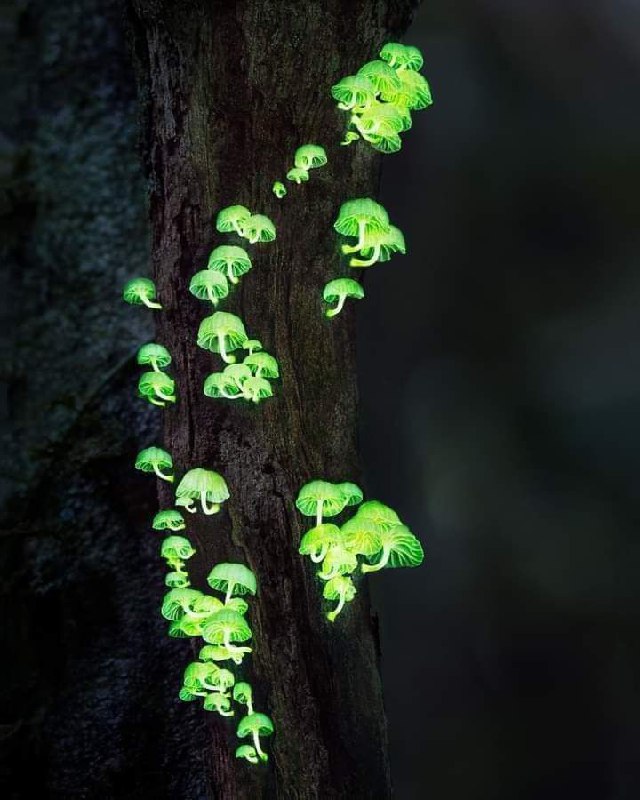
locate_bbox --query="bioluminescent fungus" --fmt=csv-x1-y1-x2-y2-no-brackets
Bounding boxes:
183,661,221,692
161,535,196,572
207,245,252,285
207,563,257,604
137,343,172,372
203,372,243,400
236,713,274,763
204,692,235,716
243,352,279,379
272,181,287,198
317,545,358,581
235,745,259,764
322,278,364,317
138,371,176,407
241,214,276,244
338,482,364,507
356,499,402,530
294,144,328,171
202,608,253,658
224,363,253,389
286,167,309,185
216,205,252,237
340,515,383,559
161,588,211,620
153,509,186,532
349,224,405,268
323,575,357,622
244,339,262,355
123,277,162,309
340,131,361,146
169,615,205,637
353,101,409,137
331,75,376,111
382,69,432,110
165,571,190,589
189,270,230,306
299,523,342,564
334,198,389,254
233,682,254,715
200,643,245,666
296,481,348,527
135,446,174,482
357,60,401,96
360,523,424,573
242,376,273,404
175,468,230,515
380,42,424,72
197,311,248,364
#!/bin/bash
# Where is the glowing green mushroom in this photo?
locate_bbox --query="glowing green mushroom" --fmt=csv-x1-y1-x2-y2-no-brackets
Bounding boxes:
349,224,405,268
317,545,358,581
189,270,230,306
286,167,309,185
356,499,402,531
207,245,252,286
244,339,262,356
299,523,342,564
138,371,176,407
334,198,389,254
216,205,252,237
235,745,259,764
382,69,432,110
165,571,190,589
197,311,248,364
241,214,276,244
169,616,203,637
340,515,383,559
243,352,279,380
202,608,253,658
183,661,219,692
360,523,424,573
204,692,234,716
272,181,287,198
296,481,347,527
357,60,401,96
175,468,229,515
160,535,196,571
294,144,327,171
135,446,173,482
207,563,257,604
353,102,410,137
242,376,273,404
323,278,364,317
367,131,402,154
236,713,274,763
153,509,186,532
203,372,243,401
331,75,376,111
137,343,171,373
337,482,363,507
223,364,252,392
323,575,357,622
123,277,162,309
380,42,424,72
161,588,213,621
199,643,245,666
233,682,254,715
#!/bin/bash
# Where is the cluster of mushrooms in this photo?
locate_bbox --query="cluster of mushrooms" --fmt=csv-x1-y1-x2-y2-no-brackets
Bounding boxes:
272,144,328,198
296,480,424,621
134,453,275,764
332,42,432,153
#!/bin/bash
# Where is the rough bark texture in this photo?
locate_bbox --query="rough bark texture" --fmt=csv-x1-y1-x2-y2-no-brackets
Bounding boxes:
125,1,417,797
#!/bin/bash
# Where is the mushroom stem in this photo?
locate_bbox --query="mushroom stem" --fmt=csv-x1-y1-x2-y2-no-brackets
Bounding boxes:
223,630,252,658
222,389,242,400
200,493,220,515
150,359,163,373
318,564,340,581
156,390,176,403
217,333,236,364
252,732,268,762
148,396,165,407
206,286,219,307
361,545,390,573
227,266,239,285
315,501,323,528
153,465,173,482
219,708,234,717
233,220,245,237
326,295,347,317
310,547,327,564
342,219,369,253
350,243,381,268
225,584,234,604
327,591,347,622
141,296,162,309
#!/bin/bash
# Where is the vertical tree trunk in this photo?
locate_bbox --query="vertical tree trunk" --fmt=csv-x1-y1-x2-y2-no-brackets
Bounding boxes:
126,1,418,796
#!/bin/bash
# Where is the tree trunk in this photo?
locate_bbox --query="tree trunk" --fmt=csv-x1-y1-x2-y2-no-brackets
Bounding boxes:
126,1,418,797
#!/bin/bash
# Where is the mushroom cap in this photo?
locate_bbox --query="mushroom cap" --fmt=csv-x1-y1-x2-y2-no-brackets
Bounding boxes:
197,312,248,354
323,278,364,303
380,42,424,72
368,132,402,154
233,682,253,706
286,167,309,184
204,372,237,398
323,575,357,602
199,644,238,662
211,666,236,691
202,608,252,645
382,69,432,110
207,563,257,597
207,245,252,277
137,343,171,368
355,500,402,531
123,277,158,304
331,75,376,107
341,516,383,557
333,198,389,238
135,446,173,472
176,468,230,504
298,524,342,557
183,660,218,688
161,588,203,620
378,524,424,568
138,371,175,399
152,509,186,531
358,101,409,134
272,181,287,198
189,270,230,303
204,692,233,714
360,224,406,261
235,744,258,762
320,545,358,577
237,713,274,739
242,214,276,242
243,376,273,400
165,571,190,589
244,339,263,353
193,595,225,616
161,535,196,561
223,364,252,385
295,480,347,518
168,616,203,637
294,144,327,170
337,482,363,507
216,204,252,233
243,353,279,379
357,60,401,94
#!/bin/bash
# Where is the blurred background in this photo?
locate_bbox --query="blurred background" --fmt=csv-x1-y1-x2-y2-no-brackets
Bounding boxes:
2,0,639,798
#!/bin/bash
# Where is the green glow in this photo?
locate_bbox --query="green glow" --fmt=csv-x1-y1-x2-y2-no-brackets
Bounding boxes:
340,131,360,146
272,181,287,198
207,245,252,286
357,60,401,96
382,69,432,110
356,500,402,530
360,523,424,573
296,480,348,526
135,446,173,482
233,682,254,715
203,372,242,400
123,277,162,309
323,278,364,317
207,563,257,603
175,468,229,515
243,352,279,379
189,270,230,306
380,42,424,72
235,745,259,764
298,524,342,564
286,167,309,185
331,75,376,110
224,364,253,391
236,713,274,763
242,375,273,404
349,224,405,268
323,575,357,622
197,312,248,364
244,339,262,355
169,617,203,638
152,509,186,532
137,343,171,372
293,144,327,171
202,608,253,658
338,482,363,507
317,545,358,581
340,515,383,558
183,661,221,691
138,371,176,407
352,102,409,137
162,588,216,620
334,198,389,254
199,643,245,666
204,692,235,716
161,535,196,572
165,571,190,589
241,214,276,244
216,205,252,237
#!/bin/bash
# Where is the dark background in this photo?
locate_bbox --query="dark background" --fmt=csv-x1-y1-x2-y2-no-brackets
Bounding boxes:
2,1,639,798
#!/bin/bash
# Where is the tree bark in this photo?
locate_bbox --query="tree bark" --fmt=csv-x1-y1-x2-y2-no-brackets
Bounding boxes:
126,1,418,797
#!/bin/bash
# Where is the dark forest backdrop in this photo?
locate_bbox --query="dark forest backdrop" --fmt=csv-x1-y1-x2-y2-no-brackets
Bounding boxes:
2,0,639,798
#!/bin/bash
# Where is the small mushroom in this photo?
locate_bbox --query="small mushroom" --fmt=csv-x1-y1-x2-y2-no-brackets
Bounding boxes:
243,352,279,380
207,245,252,285
356,500,402,531
323,278,364,317
204,692,235,716
236,713,274,763
298,523,342,564
356,60,401,95
241,214,276,244
334,198,389,254
331,75,376,111
165,571,190,589
199,643,245,666
235,745,259,765
360,523,424,573
152,509,186,532
197,311,248,365
189,270,230,306
202,608,253,659
138,371,176,407
380,42,424,72
203,372,244,400
286,167,309,185
349,224,405,268
323,575,357,622
317,544,358,581
340,515,383,559
294,144,327,171
381,69,432,110
272,181,287,198
161,588,210,621
296,480,349,527
137,343,171,372
242,376,273,404
122,277,162,309
135,446,174,482
216,205,252,237
175,468,229,515
160,535,196,572
233,682,254,715
207,563,257,604
244,339,262,356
